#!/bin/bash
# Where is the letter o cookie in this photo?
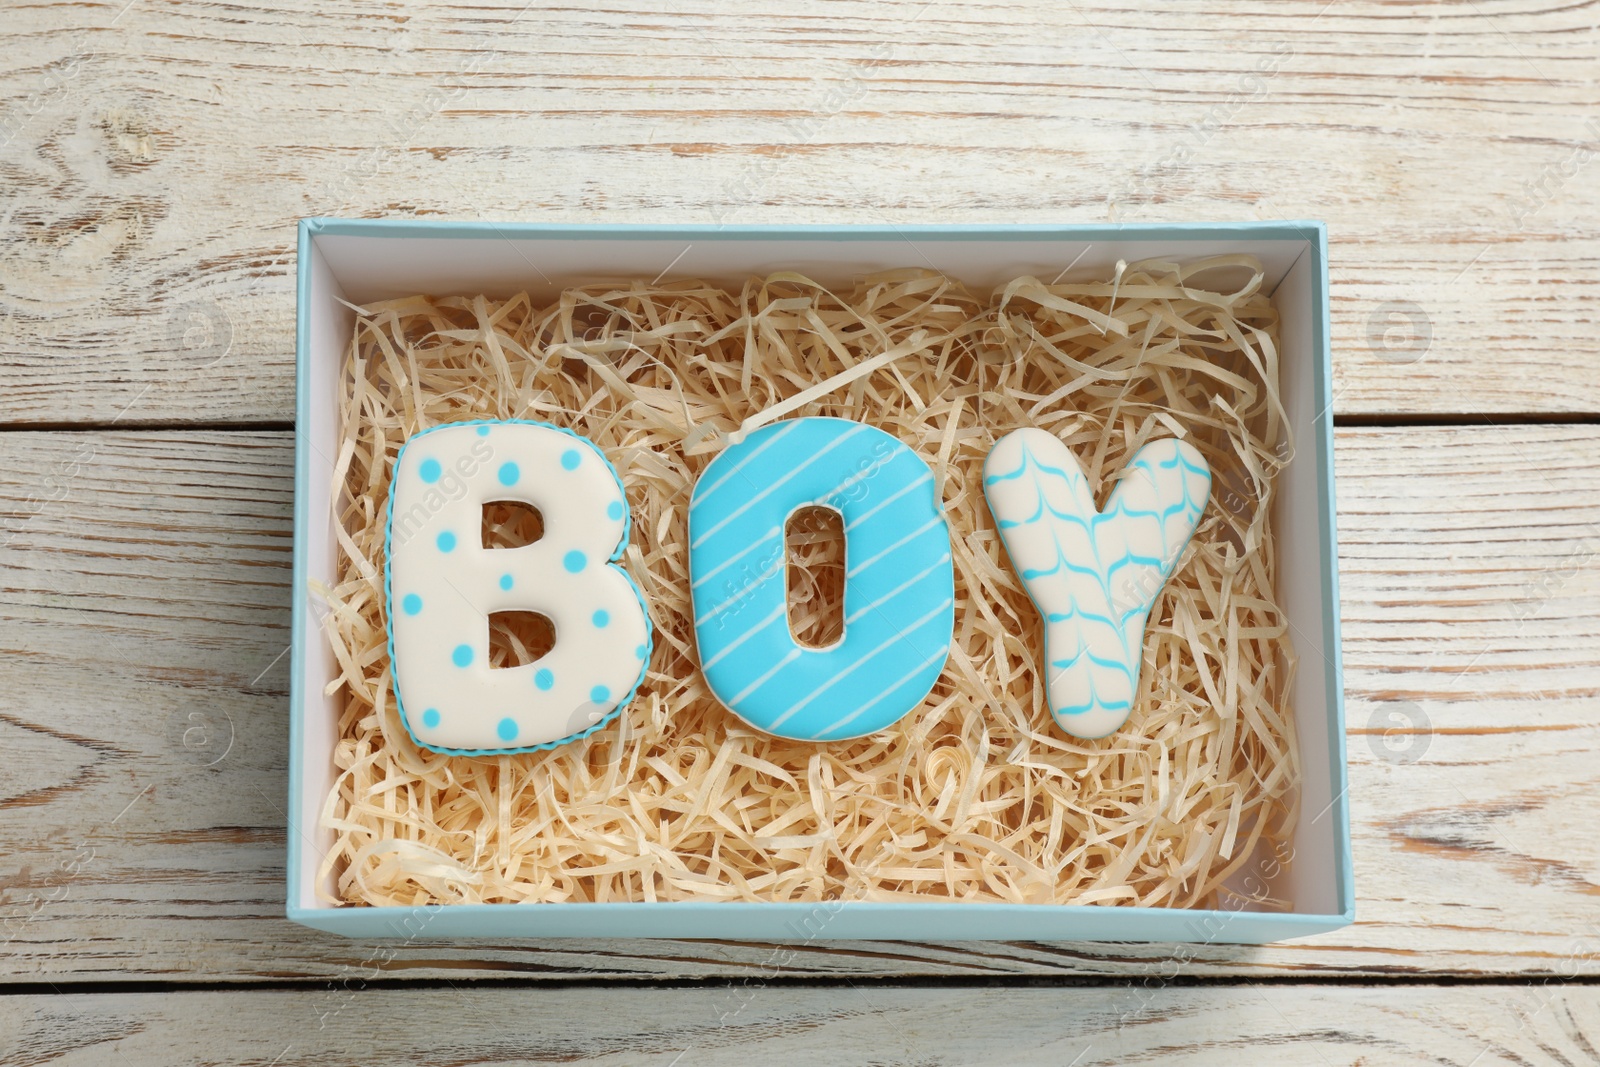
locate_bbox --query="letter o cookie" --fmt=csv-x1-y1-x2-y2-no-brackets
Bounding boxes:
688,417,954,741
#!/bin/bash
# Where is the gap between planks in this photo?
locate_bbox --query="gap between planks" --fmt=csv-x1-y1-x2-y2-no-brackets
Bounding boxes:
2,415,1598,434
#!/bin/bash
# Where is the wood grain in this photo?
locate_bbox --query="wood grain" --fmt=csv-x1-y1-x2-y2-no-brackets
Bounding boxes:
1,424,1597,983
7,983,1600,1066
2,0,1598,424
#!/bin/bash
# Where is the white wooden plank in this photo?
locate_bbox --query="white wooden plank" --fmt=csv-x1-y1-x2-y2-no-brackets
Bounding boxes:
1,424,1597,981
1,0,1596,423
6,984,1600,1066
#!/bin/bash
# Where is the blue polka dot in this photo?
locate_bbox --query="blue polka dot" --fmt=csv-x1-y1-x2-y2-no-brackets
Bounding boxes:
592,609,609,628
421,708,440,728
563,550,586,573
418,458,442,483
591,685,611,703
534,668,554,690
607,500,625,521
452,644,473,668
436,530,457,552
497,717,518,742
498,462,520,486
401,593,423,616
499,573,514,591
561,449,580,471
476,425,490,437
636,644,648,659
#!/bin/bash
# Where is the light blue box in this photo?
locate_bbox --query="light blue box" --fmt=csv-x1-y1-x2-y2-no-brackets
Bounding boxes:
291,220,1350,941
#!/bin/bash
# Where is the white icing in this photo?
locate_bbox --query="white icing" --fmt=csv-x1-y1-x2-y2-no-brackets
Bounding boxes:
983,429,1210,740
386,421,650,753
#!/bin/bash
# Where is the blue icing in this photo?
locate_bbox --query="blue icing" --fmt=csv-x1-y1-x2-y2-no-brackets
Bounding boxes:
452,644,474,667
436,530,457,552
419,458,442,483
593,609,609,627
534,667,554,690
636,644,648,659
497,717,518,741
402,593,423,615
422,708,440,728
563,549,586,573
476,425,490,436
688,416,954,742
499,573,514,591
591,684,610,703
498,461,520,486
607,500,624,521
561,449,580,471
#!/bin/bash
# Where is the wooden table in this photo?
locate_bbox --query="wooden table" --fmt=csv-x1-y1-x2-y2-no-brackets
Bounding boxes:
3,1,1598,1062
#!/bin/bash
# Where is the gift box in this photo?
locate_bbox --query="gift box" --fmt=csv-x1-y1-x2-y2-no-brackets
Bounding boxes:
288,219,1350,941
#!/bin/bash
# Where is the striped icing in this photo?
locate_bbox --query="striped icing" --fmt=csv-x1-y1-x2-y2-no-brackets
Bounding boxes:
983,429,1210,740
386,421,651,754
688,416,954,742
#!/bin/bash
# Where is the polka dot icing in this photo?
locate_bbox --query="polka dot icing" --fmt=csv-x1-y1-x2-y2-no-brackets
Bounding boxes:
593,609,609,627
636,644,648,659
402,593,423,616
591,685,610,703
419,458,442,483
386,421,650,753
687,417,954,742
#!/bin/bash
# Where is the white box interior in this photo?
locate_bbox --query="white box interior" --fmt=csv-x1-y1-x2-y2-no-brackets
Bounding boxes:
296,230,1341,921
